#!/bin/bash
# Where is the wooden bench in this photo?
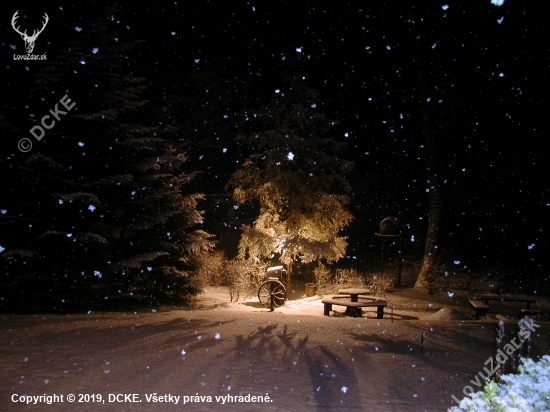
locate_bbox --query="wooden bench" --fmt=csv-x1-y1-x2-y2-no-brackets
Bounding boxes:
469,299,490,319
520,308,540,320
480,294,536,309
322,295,387,318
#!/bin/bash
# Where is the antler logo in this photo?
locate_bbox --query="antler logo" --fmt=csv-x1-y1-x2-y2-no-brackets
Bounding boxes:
11,11,49,54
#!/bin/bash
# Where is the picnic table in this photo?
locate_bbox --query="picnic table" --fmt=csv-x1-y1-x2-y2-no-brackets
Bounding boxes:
338,288,371,302
322,288,386,318
479,293,536,309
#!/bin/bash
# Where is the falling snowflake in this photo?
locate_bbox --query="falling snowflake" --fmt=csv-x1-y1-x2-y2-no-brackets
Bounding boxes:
491,0,505,6
341,386,348,393
181,349,186,355
214,333,221,339
287,151,295,160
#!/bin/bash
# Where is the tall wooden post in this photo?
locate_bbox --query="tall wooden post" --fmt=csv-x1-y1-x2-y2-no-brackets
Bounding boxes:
286,260,292,300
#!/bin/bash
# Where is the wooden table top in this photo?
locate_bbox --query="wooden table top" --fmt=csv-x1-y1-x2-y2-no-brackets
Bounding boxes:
338,288,371,295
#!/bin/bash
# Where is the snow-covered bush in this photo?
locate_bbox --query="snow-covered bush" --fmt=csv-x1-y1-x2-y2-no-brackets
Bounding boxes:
314,264,394,296
364,272,394,297
449,355,550,412
196,250,227,287
314,263,364,295
313,261,334,295
224,258,267,302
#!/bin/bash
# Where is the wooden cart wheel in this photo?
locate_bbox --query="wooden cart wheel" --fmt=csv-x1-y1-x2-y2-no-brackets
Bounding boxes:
258,280,286,311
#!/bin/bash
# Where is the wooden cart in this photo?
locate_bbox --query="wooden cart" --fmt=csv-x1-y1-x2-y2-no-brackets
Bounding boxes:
258,266,287,311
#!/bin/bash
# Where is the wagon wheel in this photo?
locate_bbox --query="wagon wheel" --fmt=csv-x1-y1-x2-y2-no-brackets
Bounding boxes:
258,280,286,311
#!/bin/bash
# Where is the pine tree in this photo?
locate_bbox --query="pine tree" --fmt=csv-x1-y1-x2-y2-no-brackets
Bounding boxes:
226,54,353,291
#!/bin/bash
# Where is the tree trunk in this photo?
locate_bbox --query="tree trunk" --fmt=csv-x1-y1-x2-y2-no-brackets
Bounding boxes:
414,188,442,289
411,9,443,289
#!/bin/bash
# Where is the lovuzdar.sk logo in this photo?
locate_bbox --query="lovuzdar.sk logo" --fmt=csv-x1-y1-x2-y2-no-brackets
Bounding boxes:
11,10,48,61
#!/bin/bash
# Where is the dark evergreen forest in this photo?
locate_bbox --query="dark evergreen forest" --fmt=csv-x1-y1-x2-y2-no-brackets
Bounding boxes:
0,1,546,311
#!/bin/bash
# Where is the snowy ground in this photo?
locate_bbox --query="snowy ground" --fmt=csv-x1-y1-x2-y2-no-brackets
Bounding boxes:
1,283,548,412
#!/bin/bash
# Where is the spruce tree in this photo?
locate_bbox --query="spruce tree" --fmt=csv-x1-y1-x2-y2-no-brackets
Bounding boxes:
0,2,213,310
226,54,353,291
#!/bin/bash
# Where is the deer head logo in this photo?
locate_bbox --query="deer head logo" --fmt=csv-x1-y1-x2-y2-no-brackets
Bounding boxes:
11,11,49,54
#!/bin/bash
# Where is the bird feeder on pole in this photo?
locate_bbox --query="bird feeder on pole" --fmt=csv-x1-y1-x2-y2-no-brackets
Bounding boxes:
377,216,403,287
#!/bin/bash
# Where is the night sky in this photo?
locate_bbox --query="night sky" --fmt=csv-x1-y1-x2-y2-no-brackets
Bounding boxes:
0,0,547,300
